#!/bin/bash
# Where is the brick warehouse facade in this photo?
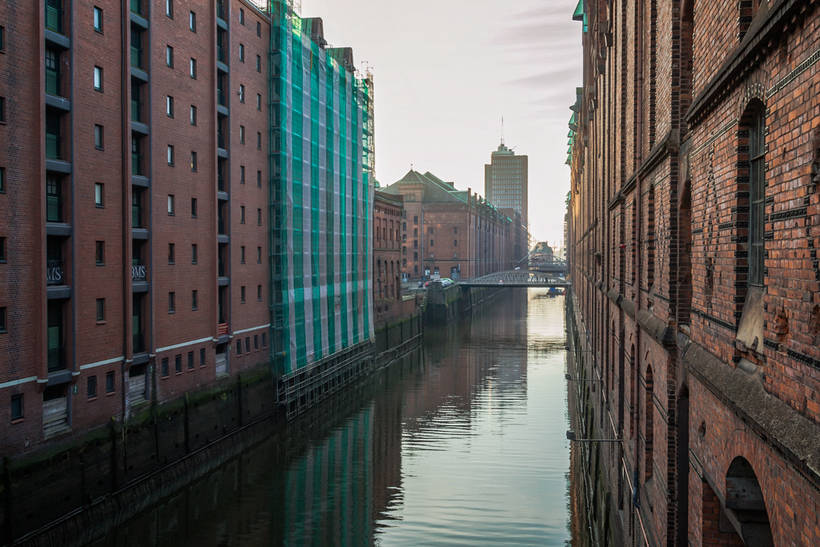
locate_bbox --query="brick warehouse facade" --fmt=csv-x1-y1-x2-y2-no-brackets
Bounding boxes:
373,189,403,324
566,1,819,546
383,169,527,280
0,0,371,455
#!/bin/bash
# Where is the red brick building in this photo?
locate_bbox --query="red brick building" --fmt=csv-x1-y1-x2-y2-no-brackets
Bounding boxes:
566,0,819,545
0,0,272,455
382,169,525,280
373,189,403,323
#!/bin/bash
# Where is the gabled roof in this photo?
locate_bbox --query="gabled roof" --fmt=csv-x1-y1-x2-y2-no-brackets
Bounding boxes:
383,169,468,204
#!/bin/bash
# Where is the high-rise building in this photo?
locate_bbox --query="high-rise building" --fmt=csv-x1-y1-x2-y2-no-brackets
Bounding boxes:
484,142,528,227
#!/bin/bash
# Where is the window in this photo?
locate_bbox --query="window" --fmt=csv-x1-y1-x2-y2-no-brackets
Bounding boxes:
239,85,245,103
413,215,418,224
187,350,194,369
189,105,197,125
105,371,115,393
256,94,262,111
95,241,104,265
257,208,262,226
239,43,245,62
168,243,175,264
165,46,174,67
11,393,23,421
257,246,262,264
191,243,198,264
240,165,246,184
161,357,169,377
200,348,206,366
192,290,198,310
93,7,103,32
189,58,196,78
165,0,173,18
257,131,262,149
240,206,246,224
188,11,196,32
240,245,246,264
175,354,182,373
245,337,250,353
95,183,104,207
168,291,175,313
191,197,198,217
93,66,103,91
167,145,174,166
236,340,242,354
747,103,766,287
94,124,104,149
166,95,174,117
239,8,245,24
256,55,261,73
262,332,267,347
0,306,7,333
257,21,261,37
190,151,197,172
87,375,97,399
168,195,175,215
0,26,5,52
241,285,246,303
96,298,105,321
254,334,259,349
257,285,262,301
257,170,262,187
239,125,245,143
0,237,5,262
0,167,5,193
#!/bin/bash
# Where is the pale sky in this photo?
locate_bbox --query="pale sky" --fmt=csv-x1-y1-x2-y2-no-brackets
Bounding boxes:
300,0,582,247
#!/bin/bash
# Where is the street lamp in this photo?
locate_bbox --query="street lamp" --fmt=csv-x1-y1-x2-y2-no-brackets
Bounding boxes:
566,430,622,443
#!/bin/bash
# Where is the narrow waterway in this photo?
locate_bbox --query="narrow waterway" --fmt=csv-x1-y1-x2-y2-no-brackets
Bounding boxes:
95,290,572,546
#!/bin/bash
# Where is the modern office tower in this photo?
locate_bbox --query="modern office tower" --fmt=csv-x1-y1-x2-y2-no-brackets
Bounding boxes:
0,0,371,453
484,141,528,228
268,3,374,406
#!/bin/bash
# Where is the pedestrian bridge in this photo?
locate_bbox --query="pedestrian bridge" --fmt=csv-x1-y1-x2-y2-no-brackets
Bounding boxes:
528,261,568,275
460,270,571,288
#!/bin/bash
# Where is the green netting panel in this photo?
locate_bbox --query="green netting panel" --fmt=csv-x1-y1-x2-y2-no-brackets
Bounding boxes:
269,1,374,375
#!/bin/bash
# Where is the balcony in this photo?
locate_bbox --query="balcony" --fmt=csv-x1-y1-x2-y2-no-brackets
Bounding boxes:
46,0,63,34
131,263,147,282
47,259,65,285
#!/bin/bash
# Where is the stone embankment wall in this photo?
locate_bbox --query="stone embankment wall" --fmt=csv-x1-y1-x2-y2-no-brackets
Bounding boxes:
2,308,425,546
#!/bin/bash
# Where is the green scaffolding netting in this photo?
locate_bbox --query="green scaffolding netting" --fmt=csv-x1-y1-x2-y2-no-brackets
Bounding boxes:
268,1,374,375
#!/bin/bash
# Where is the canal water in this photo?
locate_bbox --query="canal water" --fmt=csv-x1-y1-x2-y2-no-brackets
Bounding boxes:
96,290,572,546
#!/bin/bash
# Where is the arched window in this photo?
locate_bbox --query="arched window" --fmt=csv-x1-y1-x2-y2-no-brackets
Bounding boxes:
746,101,766,288
645,365,654,480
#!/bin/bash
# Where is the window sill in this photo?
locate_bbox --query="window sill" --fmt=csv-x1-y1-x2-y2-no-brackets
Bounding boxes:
87,396,98,402
96,320,106,325
10,418,24,424
105,391,115,397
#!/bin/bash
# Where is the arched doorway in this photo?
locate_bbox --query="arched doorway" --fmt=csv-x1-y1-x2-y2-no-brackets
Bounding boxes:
725,457,774,546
